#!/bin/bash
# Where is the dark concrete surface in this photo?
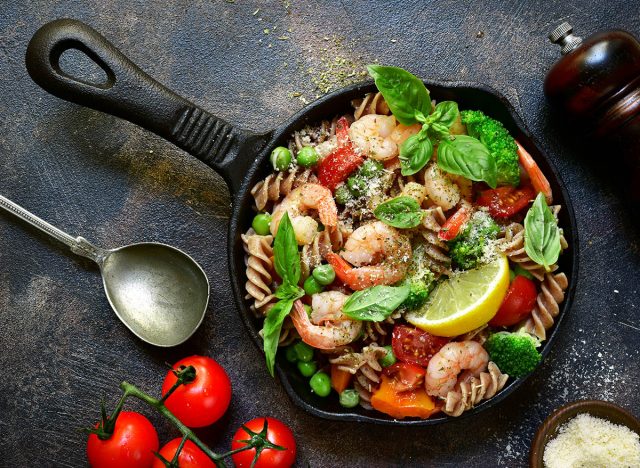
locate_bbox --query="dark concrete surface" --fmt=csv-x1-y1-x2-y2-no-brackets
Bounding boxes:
1,1,639,466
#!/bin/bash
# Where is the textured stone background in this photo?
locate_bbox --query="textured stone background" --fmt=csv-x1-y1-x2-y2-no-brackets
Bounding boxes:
1,1,639,466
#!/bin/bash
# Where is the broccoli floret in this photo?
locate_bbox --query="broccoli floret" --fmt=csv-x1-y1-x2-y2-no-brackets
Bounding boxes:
484,331,542,378
449,211,499,270
401,244,436,310
461,110,520,187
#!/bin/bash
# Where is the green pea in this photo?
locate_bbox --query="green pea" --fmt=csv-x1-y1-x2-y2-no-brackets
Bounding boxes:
270,146,292,171
379,345,396,368
347,175,366,198
293,341,314,362
303,276,323,295
285,345,298,363
359,159,383,178
310,372,331,397
509,269,516,282
297,360,317,377
303,304,312,317
251,213,272,236
334,185,352,205
339,389,360,408
297,146,319,167
312,264,335,286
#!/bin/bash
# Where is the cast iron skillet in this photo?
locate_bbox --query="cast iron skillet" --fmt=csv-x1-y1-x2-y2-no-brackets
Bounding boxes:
25,19,578,425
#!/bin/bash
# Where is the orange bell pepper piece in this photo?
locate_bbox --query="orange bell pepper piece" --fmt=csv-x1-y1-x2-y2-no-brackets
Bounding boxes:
370,375,440,420
331,364,352,394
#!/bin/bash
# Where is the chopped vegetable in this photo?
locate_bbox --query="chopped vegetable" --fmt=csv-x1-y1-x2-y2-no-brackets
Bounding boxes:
477,185,536,219
303,276,323,295
484,331,542,378
270,146,292,171
401,244,437,310
312,264,335,286
251,213,272,236
297,146,319,167
293,341,314,362
448,210,500,270
310,372,331,396
370,374,439,419
330,364,352,394
339,389,360,408
489,275,537,327
379,345,396,367
461,110,520,187
297,361,317,377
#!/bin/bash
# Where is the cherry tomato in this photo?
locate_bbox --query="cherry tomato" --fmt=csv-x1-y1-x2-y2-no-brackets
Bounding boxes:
438,204,472,241
151,438,215,468
391,325,449,367
317,117,363,191
476,185,536,219
231,417,296,468
87,411,159,468
162,356,232,428
490,275,538,327
383,362,425,392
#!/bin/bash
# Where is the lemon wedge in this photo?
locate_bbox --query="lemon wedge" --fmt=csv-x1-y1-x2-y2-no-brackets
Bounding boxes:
406,254,510,337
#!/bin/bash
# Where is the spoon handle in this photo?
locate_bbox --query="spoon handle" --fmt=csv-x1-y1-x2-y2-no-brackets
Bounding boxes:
0,194,104,263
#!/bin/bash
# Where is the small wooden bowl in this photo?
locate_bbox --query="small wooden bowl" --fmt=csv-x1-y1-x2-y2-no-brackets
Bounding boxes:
530,400,640,467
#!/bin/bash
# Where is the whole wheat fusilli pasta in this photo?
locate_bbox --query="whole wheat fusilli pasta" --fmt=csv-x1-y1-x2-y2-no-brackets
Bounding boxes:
352,92,390,120
242,231,277,315
251,167,318,212
443,362,508,417
520,272,569,341
417,207,451,276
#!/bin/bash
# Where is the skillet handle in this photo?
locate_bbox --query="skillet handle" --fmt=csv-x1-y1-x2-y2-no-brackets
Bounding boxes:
25,18,265,195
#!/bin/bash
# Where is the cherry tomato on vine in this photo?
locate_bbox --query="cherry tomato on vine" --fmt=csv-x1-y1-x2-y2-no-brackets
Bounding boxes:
162,356,232,428
87,411,158,468
231,417,296,468
391,325,449,367
151,438,215,468
490,275,538,327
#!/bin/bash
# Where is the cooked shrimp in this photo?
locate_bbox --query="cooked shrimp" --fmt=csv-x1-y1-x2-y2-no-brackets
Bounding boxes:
348,114,398,161
291,299,362,350
390,122,422,146
425,341,489,398
423,162,461,210
325,221,412,290
310,291,349,324
516,140,553,204
270,183,338,245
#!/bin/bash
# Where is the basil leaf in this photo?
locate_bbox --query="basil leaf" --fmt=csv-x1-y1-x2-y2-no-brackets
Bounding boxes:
342,283,410,321
273,212,300,287
374,196,424,229
437,135,497,188
262,299,294,376
432,101,459,129
400,132,433,176
524,192,561,271
367,65,432,126
275,282,304,301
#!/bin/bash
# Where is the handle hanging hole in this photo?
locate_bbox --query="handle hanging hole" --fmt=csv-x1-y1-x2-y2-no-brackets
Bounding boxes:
55,44,115,89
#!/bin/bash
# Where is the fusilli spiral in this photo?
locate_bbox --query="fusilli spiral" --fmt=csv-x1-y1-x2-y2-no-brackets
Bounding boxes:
443,362,508,417
363,310,402,344
329,343,387,409
352,92,391,120
520,272,569,341
251,167,318,212
242,231,277,315
417,207,451,276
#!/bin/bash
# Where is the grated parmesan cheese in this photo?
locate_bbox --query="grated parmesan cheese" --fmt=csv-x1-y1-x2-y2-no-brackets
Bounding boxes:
543,413,640,468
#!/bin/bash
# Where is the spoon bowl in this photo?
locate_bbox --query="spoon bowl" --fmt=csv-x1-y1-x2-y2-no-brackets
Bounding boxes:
101,243,210,347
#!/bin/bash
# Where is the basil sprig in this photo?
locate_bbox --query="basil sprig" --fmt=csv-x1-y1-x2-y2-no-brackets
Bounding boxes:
524,192,562,271
342,283,410,321
263,212,304,376
367,65,431,125
373,196,424,229
368,65,498,186
437,135,497,188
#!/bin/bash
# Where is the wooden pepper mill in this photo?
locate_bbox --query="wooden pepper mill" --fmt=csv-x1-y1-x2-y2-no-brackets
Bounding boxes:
544,23,640,202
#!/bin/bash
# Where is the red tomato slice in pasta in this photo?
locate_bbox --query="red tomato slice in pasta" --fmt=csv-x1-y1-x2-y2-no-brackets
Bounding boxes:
391,325,449,367
317,117,363,191
383,362,425,392
476,185,536,219
489,275,537,327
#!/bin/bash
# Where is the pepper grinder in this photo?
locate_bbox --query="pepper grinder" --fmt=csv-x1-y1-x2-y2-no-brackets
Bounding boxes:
544,22,640,202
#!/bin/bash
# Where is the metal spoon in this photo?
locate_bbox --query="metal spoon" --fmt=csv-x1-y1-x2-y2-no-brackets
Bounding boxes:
0,194,210,347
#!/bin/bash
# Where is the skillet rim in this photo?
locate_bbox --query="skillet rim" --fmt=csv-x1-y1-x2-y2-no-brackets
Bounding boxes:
227,79,579,425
